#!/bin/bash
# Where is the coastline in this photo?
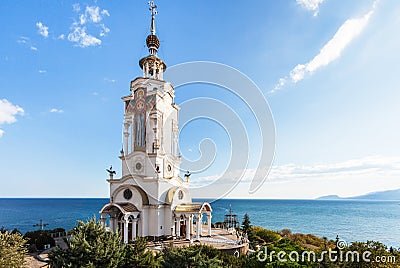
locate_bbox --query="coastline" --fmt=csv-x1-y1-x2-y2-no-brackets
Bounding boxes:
1,198,399,248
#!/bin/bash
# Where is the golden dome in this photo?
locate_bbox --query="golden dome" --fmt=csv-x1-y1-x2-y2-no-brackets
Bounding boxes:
146,34,160,50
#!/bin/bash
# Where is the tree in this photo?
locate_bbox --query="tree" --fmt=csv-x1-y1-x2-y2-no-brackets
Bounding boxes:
241,213,252,235
0,231,28,268
122,237,160,267
24,230,55,250
48,218,124,268
241,213,258,248
162,244,232,268
252,226,281,245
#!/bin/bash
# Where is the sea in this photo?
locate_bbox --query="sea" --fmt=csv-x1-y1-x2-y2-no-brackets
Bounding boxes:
0,198,399,248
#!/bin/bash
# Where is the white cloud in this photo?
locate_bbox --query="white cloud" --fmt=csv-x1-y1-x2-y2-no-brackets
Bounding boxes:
79,14,86,25
267,155,400,181
101,9,110,17
99,24,110,37
0,99,24,125
17,36,29,44
193,155,400,188
271,1,378,93
78,5,110,25
296,0,325,16
72,3,80,13
273,78,286,92
67,4,110,48
38,70,46,73
292,8,375,81
68,26,101,47
50,108,64,113
17,37,38,51
104,78,116,83
58,34,65,40
0,129,3,137
36,22,49,38
85,6,101,23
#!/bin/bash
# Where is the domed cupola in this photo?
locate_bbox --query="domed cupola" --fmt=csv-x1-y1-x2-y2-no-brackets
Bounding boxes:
139,1,166,80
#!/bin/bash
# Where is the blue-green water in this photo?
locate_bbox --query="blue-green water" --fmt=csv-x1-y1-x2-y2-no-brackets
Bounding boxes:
0,198,399,247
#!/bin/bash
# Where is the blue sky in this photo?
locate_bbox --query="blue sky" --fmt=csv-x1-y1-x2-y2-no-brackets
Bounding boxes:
1,0,400,198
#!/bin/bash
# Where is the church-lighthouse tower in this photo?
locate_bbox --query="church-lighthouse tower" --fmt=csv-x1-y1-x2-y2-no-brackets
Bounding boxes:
99,2,212,242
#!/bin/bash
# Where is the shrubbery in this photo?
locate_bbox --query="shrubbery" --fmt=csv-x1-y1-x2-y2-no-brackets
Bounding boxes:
47,216,400,268
162,244,243,268
0,230,27,268
24,230,55,251
252,226,281,245
48,218,162,268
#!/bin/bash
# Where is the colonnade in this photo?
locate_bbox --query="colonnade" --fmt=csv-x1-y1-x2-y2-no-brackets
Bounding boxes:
174,213,212,240
100,212,140,243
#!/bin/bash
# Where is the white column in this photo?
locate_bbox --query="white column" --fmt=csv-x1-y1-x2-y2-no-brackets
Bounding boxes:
196,214,202,240
138,219,142,237
110,215,115,231
100,214,106,228
207,214,212,236
176,218,181,238
142,217,146,237
190,214,194,236
114,217,118,232
185,215,191,240
124,123,129,154
132,219,137,241
145,62,149,78
123,216,129,244
131,118,135,152
153,62,157,79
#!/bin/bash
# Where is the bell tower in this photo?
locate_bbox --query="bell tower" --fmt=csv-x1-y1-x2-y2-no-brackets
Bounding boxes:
100,2,212,241
119,1,186,204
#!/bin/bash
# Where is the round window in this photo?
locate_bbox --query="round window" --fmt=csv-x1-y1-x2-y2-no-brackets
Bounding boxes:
123,189,133,200
167,164,172,172
135,162,142,170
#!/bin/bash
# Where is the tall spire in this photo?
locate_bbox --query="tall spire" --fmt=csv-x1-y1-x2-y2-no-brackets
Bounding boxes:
146,1,159,56
139,1,166,80
149,1,157,35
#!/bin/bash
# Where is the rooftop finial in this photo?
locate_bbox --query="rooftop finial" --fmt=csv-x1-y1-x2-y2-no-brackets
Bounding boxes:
148,1,157,35
145,1,160,56
140,1,166,78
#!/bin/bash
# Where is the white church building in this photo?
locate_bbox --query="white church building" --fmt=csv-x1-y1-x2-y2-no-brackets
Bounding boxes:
99,2,212,243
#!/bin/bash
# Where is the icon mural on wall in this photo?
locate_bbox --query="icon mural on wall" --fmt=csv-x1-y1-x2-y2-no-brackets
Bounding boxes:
134,88,147,149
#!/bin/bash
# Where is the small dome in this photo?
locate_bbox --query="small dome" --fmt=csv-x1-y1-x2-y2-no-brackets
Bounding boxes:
146,34,160,49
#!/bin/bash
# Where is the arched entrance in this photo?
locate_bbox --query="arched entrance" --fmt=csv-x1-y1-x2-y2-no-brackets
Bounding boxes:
99,202,140,243
174,202,213,240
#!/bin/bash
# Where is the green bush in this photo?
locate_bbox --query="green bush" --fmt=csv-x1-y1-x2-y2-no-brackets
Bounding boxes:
0,231,28,268
252,226,281,244
48,218,124,268
162,244,246,267
24,230,55,250
122,237,161,267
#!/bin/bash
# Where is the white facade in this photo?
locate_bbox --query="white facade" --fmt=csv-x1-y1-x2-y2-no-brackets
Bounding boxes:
99,3,212,242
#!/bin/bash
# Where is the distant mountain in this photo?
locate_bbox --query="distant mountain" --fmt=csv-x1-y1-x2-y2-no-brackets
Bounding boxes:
317,189,400,201
354,189,400,200
317,195,342,200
